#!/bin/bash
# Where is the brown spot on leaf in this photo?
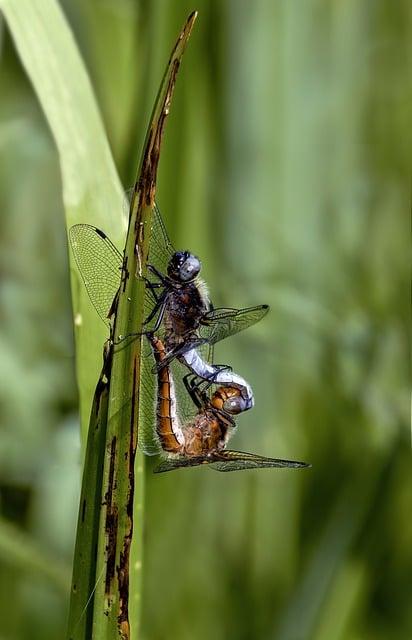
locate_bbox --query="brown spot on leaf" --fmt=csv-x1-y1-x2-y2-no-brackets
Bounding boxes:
104,436,118,599
117,358,139,635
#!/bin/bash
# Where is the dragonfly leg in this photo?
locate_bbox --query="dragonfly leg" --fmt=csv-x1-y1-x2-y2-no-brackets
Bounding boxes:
114,283,166,346
183,373,208,409
147,263,169,285
197,376,219,395
143,276,163,303
209,363,233,378
145,298,167,333
143,291,167,327
113,297,166,345
195,364,233,393
155,337,209,372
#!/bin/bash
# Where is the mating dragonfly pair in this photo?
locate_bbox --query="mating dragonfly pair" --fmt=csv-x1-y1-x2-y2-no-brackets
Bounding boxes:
70,205,310,473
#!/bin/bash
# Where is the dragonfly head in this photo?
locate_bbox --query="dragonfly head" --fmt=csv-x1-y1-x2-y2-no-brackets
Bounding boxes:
211,387,251,415
168,251,201,282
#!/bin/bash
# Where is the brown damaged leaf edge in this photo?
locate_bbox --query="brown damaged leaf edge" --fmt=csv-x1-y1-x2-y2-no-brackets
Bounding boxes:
134,11,197,214
137,58,181,212
104,435,118,603
99,12,198,640
116,357,138,636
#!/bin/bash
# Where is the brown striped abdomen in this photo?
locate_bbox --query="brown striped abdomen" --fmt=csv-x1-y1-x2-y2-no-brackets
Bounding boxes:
149,335,183,455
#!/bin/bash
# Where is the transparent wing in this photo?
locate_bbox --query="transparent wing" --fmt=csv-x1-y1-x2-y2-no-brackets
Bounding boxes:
152,337,210,373
137,335,163,456
154,455,210,473
169,356,204,421
151,305,269,373
154,449,311,474
69,224,123,325
149,203,176,272
70,203,175,328
210,450,311,472
198,305,269,346
126,198,176,334
124,191,175,274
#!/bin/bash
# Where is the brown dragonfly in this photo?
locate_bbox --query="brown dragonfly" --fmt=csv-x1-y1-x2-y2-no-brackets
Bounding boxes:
140,334,311,473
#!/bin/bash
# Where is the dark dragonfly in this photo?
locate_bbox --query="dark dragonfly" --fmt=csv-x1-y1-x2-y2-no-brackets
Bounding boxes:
69,204,268,385
143,334,310,473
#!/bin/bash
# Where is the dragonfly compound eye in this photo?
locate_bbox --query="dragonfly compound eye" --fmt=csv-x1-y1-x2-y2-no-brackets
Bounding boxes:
222,396,248,415
168,251,200,281
179,254,201,282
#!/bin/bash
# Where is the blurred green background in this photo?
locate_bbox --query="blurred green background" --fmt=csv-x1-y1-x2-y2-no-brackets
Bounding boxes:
0,1,410,639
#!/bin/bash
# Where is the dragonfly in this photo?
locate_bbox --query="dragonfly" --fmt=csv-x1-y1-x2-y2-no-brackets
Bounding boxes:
69,204,268,394
143,333,310,473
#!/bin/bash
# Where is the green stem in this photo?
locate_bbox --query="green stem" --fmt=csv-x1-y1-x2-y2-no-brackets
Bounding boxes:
67,345,112,639
92,13,197,640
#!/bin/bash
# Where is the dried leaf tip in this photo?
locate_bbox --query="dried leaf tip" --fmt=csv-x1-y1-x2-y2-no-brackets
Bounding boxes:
180,11,198,41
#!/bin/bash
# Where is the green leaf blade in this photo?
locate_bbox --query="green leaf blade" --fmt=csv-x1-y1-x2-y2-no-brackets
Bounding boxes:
0,0,127,437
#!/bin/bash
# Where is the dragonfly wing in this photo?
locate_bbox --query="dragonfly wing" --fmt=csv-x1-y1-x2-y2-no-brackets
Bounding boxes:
124,194,175,274
125,199,176,332
169,356,201,422
124,192,175,271
69,224,123,325
150,203,176,266
137,334,163,456
154,449,310,473
150,305,269,372
154,455,209,473
152,338,208,372
210,449,311,472
198,340,214,366
198,305,269,346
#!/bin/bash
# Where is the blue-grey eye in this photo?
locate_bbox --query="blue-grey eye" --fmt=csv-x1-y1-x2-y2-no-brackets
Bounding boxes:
223,396,247,415
180,255,201,281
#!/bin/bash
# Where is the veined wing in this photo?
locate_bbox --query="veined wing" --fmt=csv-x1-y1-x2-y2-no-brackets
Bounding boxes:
137,335,164,456
210,450,311,472
154,455,211,473
154,449,310,473
152,337,209,373
69,224,122,325
133,203,177,337
152,305,269,372
169,354,205,422
69,204,174,327
198,305,269,347
124,192,175,275
149,203,176,273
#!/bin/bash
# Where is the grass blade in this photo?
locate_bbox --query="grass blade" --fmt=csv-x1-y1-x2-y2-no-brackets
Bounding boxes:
91,13,198,640
66,348,112,639
0,0,127,437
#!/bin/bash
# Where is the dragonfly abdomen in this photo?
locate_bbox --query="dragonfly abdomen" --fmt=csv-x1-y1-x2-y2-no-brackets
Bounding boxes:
150,335,184,454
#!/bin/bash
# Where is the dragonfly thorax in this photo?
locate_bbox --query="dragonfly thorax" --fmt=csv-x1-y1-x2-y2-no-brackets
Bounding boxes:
167,251,201,282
